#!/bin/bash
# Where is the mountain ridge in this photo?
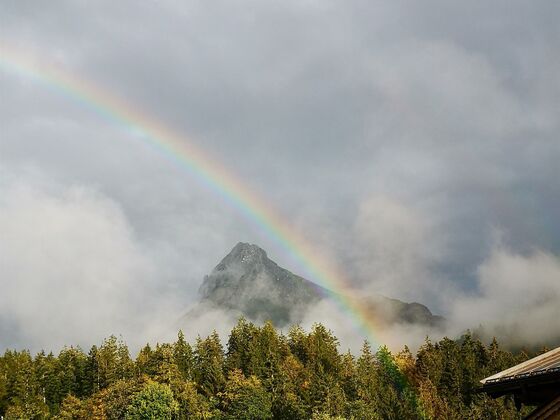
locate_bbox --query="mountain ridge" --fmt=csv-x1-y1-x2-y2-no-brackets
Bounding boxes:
186,242,444,329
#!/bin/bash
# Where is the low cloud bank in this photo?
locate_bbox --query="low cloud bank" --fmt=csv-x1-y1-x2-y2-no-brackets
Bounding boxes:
286,194,560,352
181,241,560,354
447,245,560,348
1,170,558,354
0,168,182,353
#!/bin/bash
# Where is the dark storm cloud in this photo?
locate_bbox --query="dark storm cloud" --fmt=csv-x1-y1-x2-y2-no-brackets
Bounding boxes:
1,0,559,350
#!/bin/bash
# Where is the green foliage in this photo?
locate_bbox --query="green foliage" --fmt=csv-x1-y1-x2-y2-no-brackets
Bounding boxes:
95,336,133,389
55,394,88,419
220,369,272,419
88,377,145,420
125,381,178,419
194,331,225,398
172,379,214,419
4,396,50,420
0,321,538,419
174,330,194,381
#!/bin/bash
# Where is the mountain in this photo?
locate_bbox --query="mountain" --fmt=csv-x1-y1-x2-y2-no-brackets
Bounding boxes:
197,242,325,326
186,242,444,329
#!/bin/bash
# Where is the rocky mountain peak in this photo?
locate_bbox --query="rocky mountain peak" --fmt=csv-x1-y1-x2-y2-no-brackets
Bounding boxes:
197,242,322,326
215,242,268,270
188,242,444,330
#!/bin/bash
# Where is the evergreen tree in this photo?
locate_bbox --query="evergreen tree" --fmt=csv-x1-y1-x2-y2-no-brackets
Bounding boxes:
136,343,155,377
34,351,61,412
226,317,259,375
274,354,310,419
150,343,181,384
173,330,194,381
193,331,225,398
172,379,214,420
0,324,541,419
57,346,88,401
84,345,100,395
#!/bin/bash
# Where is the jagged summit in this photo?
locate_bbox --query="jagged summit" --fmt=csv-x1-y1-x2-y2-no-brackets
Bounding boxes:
213,242,268,271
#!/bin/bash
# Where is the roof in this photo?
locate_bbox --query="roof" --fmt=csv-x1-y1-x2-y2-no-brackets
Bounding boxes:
481,346,560,385
480,346,560,406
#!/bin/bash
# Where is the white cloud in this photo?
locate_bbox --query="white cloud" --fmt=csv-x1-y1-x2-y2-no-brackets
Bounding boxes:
0,168,181,352
448,245,560,347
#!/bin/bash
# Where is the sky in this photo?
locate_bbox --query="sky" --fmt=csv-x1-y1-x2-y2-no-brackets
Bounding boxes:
1,1,559,352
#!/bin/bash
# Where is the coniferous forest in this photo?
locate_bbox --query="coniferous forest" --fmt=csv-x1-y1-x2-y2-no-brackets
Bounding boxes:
0,319,538,419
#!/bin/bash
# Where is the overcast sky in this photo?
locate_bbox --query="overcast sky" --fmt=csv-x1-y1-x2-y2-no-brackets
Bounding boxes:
1,1,559,351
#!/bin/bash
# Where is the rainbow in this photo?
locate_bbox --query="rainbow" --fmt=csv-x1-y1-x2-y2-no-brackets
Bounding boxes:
0,44,381,346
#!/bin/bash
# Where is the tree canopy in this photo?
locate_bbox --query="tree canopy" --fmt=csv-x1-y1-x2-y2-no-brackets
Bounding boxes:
0,323,536,419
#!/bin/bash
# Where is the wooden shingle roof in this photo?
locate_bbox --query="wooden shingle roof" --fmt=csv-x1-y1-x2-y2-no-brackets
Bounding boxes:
480,346,560,407
481,346,560,385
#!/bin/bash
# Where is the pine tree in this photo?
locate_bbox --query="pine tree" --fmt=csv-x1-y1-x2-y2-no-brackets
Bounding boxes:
84,345,100,395
57,346,88,401
34,350,60,411
174,330,194,381
226,317,258,375
151,343,181,384
172,379,214,420
194,331,225,398
136,343,155,377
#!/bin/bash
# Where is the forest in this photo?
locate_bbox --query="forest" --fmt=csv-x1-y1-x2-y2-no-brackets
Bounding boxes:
0,319,538,419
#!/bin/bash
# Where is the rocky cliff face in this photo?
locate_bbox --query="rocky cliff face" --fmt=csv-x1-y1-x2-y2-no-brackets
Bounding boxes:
187,242,444,329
